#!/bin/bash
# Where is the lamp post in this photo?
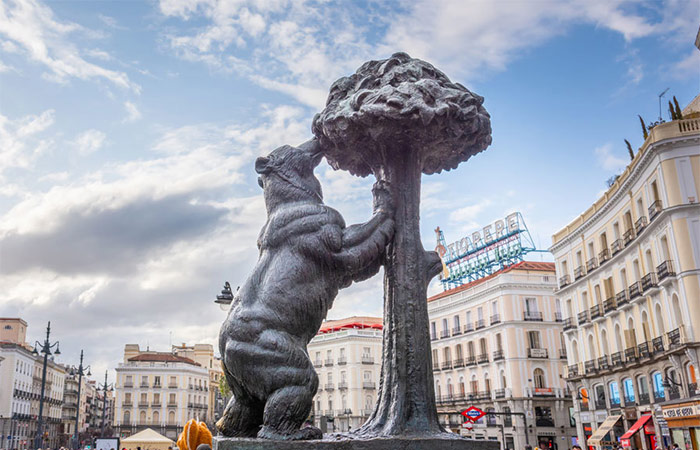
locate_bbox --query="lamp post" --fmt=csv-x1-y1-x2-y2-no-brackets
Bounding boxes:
97,370,114,437
70,350,91,450
32,321,61,450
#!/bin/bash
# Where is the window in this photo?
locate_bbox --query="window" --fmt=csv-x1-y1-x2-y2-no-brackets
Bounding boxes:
653,372,665,399
168,411,175,424
609,381,620,405
362,347,371,357
535,406,554,427
154,393,160,403
594,384,606,408
340,371,347,383
442,318,448,334
528,331,541,349
123,411,130,424
154,376,161,386
491,301,498,315
533,369,546,389
477,307,483,321
430,322,437,339
479,338,487,354
525,297,538,313
453,315,460,330
169,393,176,404
363,371,371,381
623,378,635,402
169,376,176,386
326,350,332,361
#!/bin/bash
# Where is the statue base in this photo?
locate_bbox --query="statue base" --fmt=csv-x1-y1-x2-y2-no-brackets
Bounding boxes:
214,435,499,450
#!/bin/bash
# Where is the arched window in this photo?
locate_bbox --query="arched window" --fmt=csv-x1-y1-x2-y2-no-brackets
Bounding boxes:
594,384,606,409
484,375,491,393
579,387,589,409
123,410,130,424
587,334,596,360
533,368,546,389
467,342,475,358
443,347,452,363
672,294,683,325
571,339,580,363
447,379,454,397
435,380,441,399
622,378,635,403
655,303,665,335
139,410,146,423
365,395,372,410
600,329,609,355
615,324,624,352
637,375,649,403
455,344,463,360
168,411,175,424
652,372,665,400
479,338,488,355
609,381,621,405
153,410,159,423
458,376,465,396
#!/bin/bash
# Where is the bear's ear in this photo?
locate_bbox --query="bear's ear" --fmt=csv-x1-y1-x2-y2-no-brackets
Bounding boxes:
255,156,271,174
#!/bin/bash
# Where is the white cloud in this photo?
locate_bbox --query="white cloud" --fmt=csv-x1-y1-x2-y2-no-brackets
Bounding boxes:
0,0,139,91
0,109,54,173
449,199,491,225
72,129,106,155
673,50,700,80
123,101,142,122
595,142,628,172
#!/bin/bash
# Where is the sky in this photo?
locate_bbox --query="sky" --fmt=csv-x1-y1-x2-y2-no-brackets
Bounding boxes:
0,0,698,382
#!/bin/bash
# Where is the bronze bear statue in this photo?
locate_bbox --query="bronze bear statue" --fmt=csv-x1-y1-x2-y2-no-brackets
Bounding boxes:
217,139,394,440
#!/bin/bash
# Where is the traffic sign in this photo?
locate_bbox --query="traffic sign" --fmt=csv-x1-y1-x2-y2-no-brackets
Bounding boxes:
461,406,486,422
462,421,473,430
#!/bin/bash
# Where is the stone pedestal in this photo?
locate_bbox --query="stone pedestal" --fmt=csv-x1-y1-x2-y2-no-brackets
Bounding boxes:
214,435,500,450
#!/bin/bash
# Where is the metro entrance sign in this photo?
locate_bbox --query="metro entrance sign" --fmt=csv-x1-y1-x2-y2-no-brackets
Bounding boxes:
461,406,486,422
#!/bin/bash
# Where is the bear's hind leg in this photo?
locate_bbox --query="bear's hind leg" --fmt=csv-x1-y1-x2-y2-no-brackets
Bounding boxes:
216,395,264,438
257,385,322,440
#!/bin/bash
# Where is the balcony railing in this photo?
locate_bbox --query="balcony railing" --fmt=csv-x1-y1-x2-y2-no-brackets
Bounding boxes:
524,311,543,321
563,317,575,331
603,297,617,314
657,260,676,281
559,274,570,289
611,351,624,367
490,314,501,325
668,328,682,348
586,257,598,272
338,382,348,390
567,364,579,377
442,361,453,370
122,401,133,407
440,330,450,339
641,272,658,291
361,356,375,364
629,281,642,300
610,239,623,255
559,349,567,359
589,304,601,320
555,312,563,322
597,355,609,371
528,348,548,358
616,289,629,307
430,333,438,341
452,327,462,336
337,357,347,365
477,353,489,364
648,200,662,221
363,382,376,390
432,362,440,371
465,356,476,366
453,358,464,368
493,350,504,360
494,388,506,399
574,265,586,280
638,392,650,405
325,383,335,391
599,248,610,264
463,323,474,333
584,359,597,373
168,384,178,389
475,319,486,330
324,359,334,366
624,347,638,362
124,382,133,388
623,228,636,245
652,336,665,354
635,216,648,234
577,311,588,325
313,360,322,368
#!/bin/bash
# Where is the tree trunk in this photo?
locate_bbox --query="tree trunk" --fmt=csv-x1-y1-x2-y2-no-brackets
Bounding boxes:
356,148,445,437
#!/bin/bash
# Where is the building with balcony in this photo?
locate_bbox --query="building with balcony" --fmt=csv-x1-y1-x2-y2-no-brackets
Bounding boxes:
0,318,66,450
551,102,700,450
59,367,92,447
114,344,210,440
308,317,383,432
428,261,575,450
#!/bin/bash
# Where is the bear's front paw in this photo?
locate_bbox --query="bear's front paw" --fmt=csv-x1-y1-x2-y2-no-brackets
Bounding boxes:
372,180,394,214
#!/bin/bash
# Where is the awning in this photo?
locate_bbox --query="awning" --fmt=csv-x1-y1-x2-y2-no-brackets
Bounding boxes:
620,414,653,447
588,414,622,446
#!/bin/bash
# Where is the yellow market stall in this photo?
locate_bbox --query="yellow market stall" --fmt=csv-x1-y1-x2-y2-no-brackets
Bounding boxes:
121,428,176,450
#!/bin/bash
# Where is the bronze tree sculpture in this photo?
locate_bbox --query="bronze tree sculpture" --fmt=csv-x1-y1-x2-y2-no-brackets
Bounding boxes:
312,52,492,437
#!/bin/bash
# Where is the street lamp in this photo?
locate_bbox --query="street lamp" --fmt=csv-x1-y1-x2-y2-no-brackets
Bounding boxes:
214,282,235,311
97,370,114,438
32,321,61,450
70,350,91,450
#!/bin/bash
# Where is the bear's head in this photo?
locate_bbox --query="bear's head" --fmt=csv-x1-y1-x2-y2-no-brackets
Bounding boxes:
255,139,324,212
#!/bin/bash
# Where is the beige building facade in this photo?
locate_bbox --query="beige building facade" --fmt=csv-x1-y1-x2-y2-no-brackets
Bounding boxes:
171,343,224,428
308,317,383,432
114,344,210,439
428,261,576,450
551,108,700,450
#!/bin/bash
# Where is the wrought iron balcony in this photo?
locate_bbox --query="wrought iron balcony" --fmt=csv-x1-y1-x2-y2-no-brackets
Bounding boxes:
667,328,681,348
616,289,629,307
597,355,609,371
524,311,543,321
432,362,440,371
598,248,610,264
430,333,437,341
555,312,563,322
494,388,506,399
641,272,658,291
453,358,464,368
325,383,335,391
313,360,322,368
610,239,623,255
559,274,570,288
475,319,486,330
337,357,347,365
528,348,548,358
577,311,588,325
559,348,567,359
603,297,617,314
490,314,501,325
610,396,621,407
584,359,597,373
586,257,598,272
452,326,462,336
440,330,450,339
623,228,636,245
465,356,476,366
493,350,504,360
338,382,348,390
589,304,601,320
563,317,575,331
362,382,376,390
610,351,623,367
652,336,665,354
648,200,662,221
324,359,334,366
567,364,579,377
638,392,650,404
442,360,453,370
361,355,374,364
628,281,642,299
635,216,648,234
477,353,489,364
463,323,474,333
657,260,676,281
574,265,586,280
624,347,638,362
168,384,178,389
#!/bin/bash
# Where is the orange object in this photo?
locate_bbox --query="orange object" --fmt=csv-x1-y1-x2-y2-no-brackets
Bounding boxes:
177,419,212,450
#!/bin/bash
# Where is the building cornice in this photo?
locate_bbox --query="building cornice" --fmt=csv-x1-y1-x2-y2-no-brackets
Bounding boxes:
550,132,700,254
428,282,556,315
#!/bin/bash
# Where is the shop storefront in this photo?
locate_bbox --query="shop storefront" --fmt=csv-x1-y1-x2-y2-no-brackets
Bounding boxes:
661,402,700,450
589,415,622,450
620,414,653,450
